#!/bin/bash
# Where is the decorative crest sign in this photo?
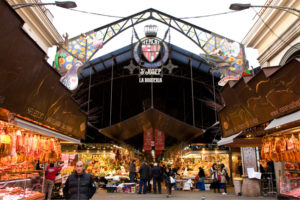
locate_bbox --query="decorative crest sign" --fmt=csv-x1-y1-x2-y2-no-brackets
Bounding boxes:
128,25,174,83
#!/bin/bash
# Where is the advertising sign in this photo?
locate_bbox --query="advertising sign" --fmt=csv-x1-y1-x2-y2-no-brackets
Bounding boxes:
144,128,153,151
154,129,165,151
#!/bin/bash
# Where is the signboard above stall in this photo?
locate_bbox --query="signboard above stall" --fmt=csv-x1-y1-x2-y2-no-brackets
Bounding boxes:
219,59,300,138
0,4,86,140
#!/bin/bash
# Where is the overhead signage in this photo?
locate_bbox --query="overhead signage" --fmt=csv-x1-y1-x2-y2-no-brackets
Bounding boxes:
144,128,153,151
134,37,168,83
130,25,172,83
219,60,300,137
155,129,165,151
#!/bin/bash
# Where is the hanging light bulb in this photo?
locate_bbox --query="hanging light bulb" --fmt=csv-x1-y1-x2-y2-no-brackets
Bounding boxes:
16,130,22,136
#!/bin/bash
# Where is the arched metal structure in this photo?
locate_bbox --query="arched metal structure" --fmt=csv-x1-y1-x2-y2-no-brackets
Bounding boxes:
55,8,247,85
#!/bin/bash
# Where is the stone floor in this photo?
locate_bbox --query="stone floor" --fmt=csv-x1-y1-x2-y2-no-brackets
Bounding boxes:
91,188,277,200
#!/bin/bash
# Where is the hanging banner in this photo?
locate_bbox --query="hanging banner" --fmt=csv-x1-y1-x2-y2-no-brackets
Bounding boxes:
144,128,153,151
155,150,163,158
155,129,165,151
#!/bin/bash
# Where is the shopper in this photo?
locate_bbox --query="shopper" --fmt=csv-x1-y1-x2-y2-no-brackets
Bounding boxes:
138,161,150,194
151,163,162,194
147,163,152,193
129,160,136,183
44,163,62,200
238,161,243,177
210,163,220,193
220,163,228,195
198,167,206,191
163,164,175,198
173,166,180,190
63,161,96,200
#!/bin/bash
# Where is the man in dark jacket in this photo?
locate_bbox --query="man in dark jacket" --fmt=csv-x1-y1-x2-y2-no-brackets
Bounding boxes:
63,161,96,200
129,160,136,182
138,161,149,194
151,163,162,194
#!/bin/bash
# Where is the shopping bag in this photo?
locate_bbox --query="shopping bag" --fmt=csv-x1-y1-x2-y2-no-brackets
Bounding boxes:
170,176,176,184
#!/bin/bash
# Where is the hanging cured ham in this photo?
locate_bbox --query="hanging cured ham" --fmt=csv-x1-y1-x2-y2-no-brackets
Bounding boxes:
261,134,300,163
0,121,62,168
280,138,287,162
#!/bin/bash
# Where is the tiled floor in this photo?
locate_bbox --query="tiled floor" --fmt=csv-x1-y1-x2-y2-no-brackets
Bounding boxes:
91,188,277,200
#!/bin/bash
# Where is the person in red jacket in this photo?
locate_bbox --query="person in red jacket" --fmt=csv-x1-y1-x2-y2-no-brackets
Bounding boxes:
44,163,62,200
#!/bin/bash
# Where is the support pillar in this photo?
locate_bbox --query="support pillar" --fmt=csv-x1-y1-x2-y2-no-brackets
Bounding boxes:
241,147,261,197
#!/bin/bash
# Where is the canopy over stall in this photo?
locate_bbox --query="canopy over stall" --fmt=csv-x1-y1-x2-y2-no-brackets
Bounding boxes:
218,59,300,138
100,108,203,146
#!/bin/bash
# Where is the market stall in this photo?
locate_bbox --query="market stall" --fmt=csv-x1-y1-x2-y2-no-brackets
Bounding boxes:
0,120,63,199
261,124,300,199
161,144,239,191
60,143,140,193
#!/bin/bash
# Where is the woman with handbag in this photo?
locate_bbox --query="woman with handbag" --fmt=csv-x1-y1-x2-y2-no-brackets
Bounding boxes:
220,163,228,195
210,163,220,193
163,164,175,198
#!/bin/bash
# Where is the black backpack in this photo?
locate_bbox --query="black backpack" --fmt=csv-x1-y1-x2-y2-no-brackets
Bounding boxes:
225,169,230,181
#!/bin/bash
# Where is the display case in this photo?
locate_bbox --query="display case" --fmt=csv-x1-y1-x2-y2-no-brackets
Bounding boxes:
0,170,45,200
278,162,300,199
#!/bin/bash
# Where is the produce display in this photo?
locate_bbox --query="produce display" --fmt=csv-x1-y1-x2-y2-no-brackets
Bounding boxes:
79,150,131,177
176,152,230,178
61,166,74,176
75,147,135,177
261,134,300,162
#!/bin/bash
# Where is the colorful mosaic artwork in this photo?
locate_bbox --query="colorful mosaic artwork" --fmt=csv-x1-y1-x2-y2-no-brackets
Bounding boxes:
54,33,103,90
203,37,246,82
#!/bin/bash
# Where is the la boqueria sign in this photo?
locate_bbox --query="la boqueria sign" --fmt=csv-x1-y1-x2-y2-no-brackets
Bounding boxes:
218,59,300,138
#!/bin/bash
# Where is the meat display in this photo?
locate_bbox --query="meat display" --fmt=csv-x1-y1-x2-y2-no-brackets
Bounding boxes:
261,133,300,163
0,121,62,167
282,187,300,198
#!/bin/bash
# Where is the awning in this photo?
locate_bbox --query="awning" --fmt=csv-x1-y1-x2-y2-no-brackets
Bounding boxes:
100,108,203,143
217,131,242,146
15,117,81,144
265,110,300,130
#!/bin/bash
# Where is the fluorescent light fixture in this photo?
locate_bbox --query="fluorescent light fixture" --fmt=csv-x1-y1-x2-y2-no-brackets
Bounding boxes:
15,117,81,144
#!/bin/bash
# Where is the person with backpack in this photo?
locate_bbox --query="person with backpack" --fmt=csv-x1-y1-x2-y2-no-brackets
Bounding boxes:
220,163,229,195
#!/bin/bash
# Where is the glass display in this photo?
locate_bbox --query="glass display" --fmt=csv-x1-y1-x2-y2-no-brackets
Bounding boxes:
279,162,300,199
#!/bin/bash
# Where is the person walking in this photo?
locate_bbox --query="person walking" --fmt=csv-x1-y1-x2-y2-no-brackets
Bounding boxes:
129,160,136,183
163,164,175,198
147,163,152,193
210,163,220,193
151,163,162,194
198,167,206,191
44,163,62,200
220,163,228,195
63,161,96,200
138,161,150,194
